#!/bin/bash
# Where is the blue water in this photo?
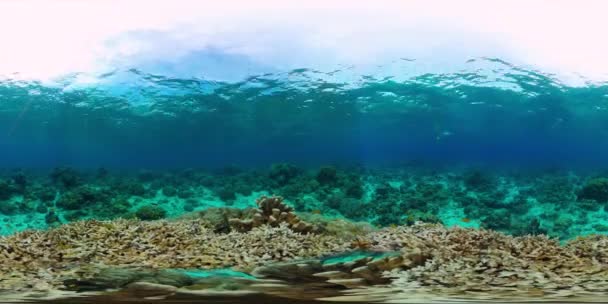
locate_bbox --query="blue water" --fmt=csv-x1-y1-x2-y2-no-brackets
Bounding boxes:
2,58,607,170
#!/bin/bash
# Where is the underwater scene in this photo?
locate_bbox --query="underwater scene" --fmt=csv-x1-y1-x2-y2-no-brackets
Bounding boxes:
2,1,608,303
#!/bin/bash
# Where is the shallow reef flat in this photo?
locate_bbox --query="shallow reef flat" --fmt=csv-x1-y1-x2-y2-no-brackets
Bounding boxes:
1,196,608,303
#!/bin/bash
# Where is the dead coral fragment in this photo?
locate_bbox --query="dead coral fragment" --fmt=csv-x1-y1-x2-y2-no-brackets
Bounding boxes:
229,196,317,233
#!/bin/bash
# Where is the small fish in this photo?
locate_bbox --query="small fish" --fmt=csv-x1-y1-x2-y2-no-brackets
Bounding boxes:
436,130,453,141
311,209,321,215
461,218,471,223
389,224,397,228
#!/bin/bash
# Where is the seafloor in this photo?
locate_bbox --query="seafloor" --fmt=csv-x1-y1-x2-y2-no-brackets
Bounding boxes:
1,164,608,303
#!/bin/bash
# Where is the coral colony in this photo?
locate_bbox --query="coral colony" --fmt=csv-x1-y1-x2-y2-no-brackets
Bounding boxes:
1,166,608,302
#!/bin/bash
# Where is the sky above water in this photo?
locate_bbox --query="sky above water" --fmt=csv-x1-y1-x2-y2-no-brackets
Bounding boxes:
0,0,607,83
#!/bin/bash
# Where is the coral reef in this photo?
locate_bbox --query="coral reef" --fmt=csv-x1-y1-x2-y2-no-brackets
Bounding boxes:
183,207,256,233
268,163,301,187
229,196,317,233
49,167,81,189
0,218,348,292
1,165,608,240
369,224,608,300
316,166,339,185
56,185,110,210
135,204,167,220
113,179,148,197
463,169,497,192
1,218,608,302
0,179,18,201
578,177,608,203
252,251,404,287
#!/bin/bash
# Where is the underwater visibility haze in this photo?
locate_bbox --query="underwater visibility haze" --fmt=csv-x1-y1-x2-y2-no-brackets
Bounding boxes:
2,1,608,303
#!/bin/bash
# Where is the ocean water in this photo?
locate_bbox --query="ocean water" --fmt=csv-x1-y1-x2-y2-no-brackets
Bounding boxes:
2,57,608,303
2,58,607,169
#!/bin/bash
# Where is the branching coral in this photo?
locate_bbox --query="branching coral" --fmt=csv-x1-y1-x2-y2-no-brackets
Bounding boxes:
366,224,608,298
0,218,348,291
1,217,608,300
228,196,317,233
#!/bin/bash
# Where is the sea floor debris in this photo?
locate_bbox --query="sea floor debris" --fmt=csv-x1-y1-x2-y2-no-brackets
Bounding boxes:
1,212,608,303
